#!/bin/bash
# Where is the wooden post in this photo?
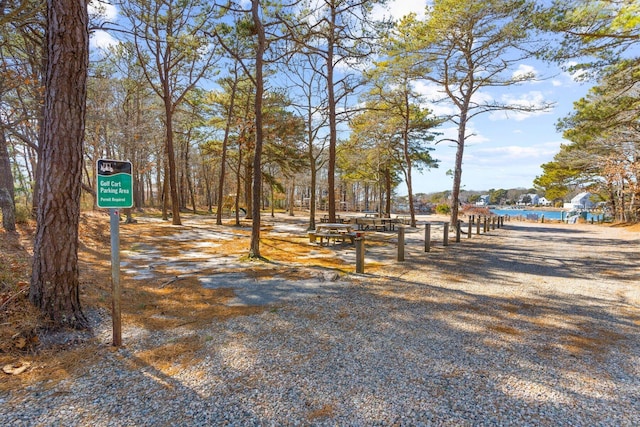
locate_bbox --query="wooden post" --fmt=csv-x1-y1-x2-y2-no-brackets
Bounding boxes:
424,222,431,252
397,226,405,262
477,216,481,235
467,217,472,238
484,216,488,233
455,220,461,243
443,222,450,246
491,216,496,230
355,235,365,274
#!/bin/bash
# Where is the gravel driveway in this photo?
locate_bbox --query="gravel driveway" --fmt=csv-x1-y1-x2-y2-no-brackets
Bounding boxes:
2,217,639,426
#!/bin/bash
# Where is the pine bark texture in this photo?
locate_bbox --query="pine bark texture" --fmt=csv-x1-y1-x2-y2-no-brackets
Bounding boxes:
29,0,89,329
0,130,16,232
249,0,265,259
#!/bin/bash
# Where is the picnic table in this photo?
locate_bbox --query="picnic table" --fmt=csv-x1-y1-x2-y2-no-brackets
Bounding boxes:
355,217,397,232
309,223,356,245
395,215,411,225
320,214,345,223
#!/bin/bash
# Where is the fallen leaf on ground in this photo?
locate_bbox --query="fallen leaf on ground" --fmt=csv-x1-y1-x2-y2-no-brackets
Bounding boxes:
3,361,31,375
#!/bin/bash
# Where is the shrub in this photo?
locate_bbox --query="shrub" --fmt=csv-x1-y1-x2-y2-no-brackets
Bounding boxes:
15,204,32,224
435,203,450,215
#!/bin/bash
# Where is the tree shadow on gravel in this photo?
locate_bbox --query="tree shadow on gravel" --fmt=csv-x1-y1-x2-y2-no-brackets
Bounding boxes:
251,273,640,425
391,223,640,284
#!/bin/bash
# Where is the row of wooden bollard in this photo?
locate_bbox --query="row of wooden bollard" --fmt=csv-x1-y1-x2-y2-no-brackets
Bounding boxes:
354,215,506,274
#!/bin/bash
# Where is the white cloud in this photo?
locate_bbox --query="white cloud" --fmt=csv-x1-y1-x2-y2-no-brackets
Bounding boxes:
88,2,119,49
468,140,562,166
563,61,588,82
512,64,539,81
88,1,118,21
436,125,490,148
489,91,553,121
412,81,457,116
90,30,119,49
371,0,429,22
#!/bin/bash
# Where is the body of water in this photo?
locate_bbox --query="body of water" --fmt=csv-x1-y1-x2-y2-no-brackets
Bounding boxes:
490,208,601,222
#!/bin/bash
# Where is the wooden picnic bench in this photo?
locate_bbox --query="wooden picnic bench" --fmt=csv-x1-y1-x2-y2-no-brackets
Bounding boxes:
320,214,345,223
396,215,411,225
355,217,397,231
309,223,356,245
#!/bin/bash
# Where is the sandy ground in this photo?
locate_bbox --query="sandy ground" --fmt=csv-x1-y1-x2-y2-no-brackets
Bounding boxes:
119,212,640,311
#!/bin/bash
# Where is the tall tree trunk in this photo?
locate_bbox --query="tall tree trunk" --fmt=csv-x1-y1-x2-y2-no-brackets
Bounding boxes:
384,169,392,217
244,156,253,219
327,29,337,223
288,179,295,216
450,100,470,227
162,159,170,220
215,69,238,225
249,0,264,258
234,141,242,226
202,158,212,213
402,91,418,227
30,0,89,329
164,104,181,225
0,129,16,231
308,162,317,231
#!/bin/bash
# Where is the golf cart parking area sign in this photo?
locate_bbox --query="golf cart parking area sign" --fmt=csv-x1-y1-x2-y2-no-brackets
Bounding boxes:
97,159,133,208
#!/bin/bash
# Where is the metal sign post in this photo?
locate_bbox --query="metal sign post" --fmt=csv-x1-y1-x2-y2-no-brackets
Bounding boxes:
110,208,122,347
97,159,133,347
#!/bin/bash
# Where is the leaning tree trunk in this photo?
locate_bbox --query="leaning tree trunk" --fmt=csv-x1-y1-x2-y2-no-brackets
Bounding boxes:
30,0,89,329
0,129,16,232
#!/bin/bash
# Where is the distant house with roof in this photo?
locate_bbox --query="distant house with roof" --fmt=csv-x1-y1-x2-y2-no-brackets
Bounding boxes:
475,195,491,206
564,192,595,210
538,197,552,206
517,193,539,206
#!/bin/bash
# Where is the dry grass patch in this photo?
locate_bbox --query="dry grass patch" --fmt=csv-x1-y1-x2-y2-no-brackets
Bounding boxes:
438,272,467,283
121,276,264,330
487,324,522,336
133,335,205,376
1,213,270,389
307,403,335,422
560,327,627,357
0,343,104,392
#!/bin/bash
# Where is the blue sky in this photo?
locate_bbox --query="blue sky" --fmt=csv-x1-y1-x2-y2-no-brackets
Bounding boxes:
372,0,595,194
90,0,596,195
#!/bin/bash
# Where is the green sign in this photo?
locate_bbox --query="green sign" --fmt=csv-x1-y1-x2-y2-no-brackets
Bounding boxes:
97,159,133,208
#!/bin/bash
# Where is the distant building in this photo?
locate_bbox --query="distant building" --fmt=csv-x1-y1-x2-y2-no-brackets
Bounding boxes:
538,197,552,206
564,192,595,210
475,195,491,206
517,193,539,206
